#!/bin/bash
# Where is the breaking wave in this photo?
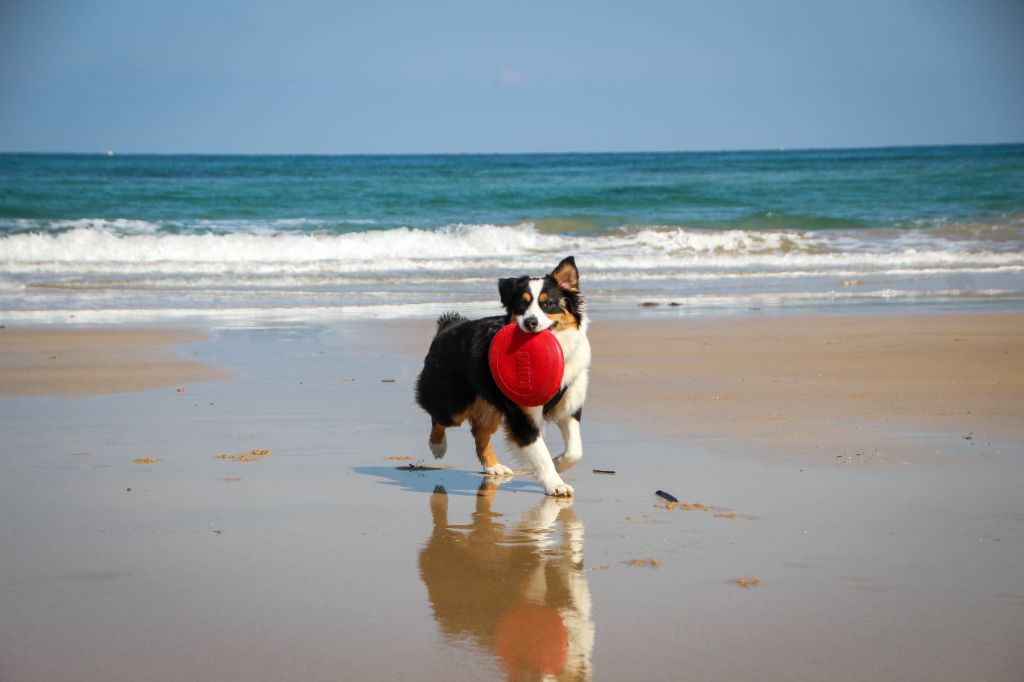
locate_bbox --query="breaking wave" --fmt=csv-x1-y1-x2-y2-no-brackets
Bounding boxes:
2,220,1022,319
2,221,1022,275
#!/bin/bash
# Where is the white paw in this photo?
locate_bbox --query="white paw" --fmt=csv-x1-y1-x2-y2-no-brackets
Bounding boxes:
544,481,575,497
552,451,582,473
484,463,515,477
428,436,447,459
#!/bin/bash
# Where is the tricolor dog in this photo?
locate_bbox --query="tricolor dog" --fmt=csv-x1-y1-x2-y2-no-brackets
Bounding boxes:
414,256,590,496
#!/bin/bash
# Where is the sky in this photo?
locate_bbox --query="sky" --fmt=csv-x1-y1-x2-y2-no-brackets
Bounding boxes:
1,0,1022,154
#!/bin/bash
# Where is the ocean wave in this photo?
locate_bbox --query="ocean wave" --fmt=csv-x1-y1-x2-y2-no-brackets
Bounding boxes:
4,218,167,235
1,222,1022,276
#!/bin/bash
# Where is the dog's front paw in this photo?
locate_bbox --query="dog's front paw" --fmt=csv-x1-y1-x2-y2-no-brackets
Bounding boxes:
484,463,515,477
428,435,447,459
552,451,582,473
544,481,575,497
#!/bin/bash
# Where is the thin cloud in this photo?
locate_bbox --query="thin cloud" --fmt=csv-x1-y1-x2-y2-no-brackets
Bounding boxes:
498,67,525,88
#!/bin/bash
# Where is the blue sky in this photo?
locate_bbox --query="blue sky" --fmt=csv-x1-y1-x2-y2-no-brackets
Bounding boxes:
1,0,1022,153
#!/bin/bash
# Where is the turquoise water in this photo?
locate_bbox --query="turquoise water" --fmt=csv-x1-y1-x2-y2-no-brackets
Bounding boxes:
1,145,1022,321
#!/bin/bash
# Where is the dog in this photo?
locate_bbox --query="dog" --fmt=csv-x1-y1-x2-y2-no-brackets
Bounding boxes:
414,256,590,496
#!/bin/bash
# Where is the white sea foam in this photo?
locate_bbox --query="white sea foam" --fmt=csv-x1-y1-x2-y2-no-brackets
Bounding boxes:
0,223,557,267
2,222,1022,317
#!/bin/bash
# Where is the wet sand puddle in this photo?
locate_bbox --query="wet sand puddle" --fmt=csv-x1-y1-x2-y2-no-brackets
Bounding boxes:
421,479,593,681
357,458,774,681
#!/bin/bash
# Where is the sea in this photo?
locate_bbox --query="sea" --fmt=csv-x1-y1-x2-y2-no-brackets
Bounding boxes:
1,145,1022,326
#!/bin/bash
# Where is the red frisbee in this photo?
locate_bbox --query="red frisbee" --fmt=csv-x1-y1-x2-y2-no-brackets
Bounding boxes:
489,323,564,407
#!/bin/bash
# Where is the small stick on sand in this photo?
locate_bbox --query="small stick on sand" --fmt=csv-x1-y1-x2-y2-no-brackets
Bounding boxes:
655,490,679,503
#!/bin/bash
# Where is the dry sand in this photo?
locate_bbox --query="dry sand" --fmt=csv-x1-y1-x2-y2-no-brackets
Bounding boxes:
0,327,231,396
1,313,1022,682
587,313,1024,464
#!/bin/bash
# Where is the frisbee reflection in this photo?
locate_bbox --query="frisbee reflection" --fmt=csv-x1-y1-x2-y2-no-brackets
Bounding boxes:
418,479,594,680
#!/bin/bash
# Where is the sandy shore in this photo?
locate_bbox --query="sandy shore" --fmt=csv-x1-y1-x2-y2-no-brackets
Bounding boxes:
0,328,231,396
1,312,1022,681
587,313,1024,465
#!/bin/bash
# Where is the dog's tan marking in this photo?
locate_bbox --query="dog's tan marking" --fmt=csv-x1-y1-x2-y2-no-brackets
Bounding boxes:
429,422,447,446
539,291,549,303
468,398,503,470
522,292,532,304
545,307,579,330
440,405,472,428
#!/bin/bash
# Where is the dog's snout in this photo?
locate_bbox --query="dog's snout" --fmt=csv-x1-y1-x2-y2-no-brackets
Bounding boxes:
524,316,539,332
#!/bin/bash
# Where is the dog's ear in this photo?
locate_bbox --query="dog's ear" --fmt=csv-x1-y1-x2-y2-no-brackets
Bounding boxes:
551,256,579,292
498,277,517,310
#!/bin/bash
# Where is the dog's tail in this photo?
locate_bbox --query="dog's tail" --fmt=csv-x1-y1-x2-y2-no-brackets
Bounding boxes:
435,311,467,334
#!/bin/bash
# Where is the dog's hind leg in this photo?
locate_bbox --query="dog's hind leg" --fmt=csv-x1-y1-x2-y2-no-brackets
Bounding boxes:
428,403,471,459
428,421,449,459
469,400,513,476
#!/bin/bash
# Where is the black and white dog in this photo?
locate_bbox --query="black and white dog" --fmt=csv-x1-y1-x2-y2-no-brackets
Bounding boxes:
414,256,590,496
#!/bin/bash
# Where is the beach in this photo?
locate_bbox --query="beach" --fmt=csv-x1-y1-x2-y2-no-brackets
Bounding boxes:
4,0,1024,675
2,146,1023,680
1,311,1022,681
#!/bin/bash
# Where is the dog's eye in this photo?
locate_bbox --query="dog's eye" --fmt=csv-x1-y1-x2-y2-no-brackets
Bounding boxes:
541,299,560,312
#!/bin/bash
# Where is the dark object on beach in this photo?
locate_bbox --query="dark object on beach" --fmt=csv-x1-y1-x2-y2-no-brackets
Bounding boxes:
656,489,679,503
593,469,616,475
396,463,451,471
381,378,396,383
640,301,660,307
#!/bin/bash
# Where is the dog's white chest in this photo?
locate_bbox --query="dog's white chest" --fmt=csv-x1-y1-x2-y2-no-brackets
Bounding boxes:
554,328,591,387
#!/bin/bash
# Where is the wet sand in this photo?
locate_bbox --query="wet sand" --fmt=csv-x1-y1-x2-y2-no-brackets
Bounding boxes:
1,313,1022,681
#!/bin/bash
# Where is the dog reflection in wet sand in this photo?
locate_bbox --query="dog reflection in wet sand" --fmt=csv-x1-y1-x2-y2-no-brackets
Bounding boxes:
419,479,594,681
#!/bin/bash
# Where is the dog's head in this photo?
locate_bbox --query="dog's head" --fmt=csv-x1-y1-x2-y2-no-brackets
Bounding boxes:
499,256,584,334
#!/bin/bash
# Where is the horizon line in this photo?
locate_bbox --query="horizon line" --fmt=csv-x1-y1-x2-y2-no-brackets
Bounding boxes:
2,141,1022,158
